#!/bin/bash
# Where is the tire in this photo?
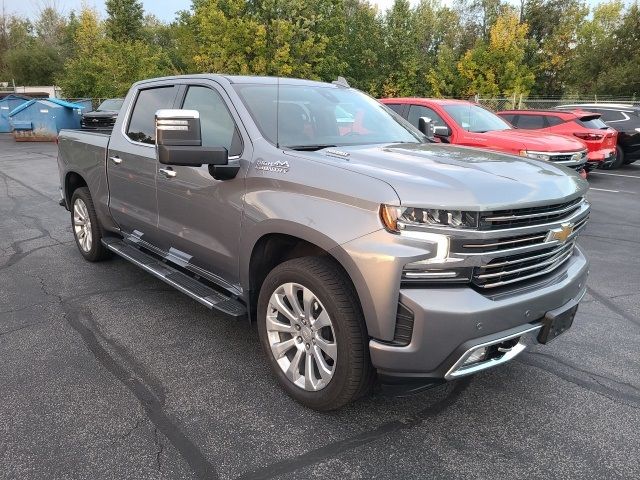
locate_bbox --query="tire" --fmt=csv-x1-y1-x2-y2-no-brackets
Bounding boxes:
605,146,625,169
70,187,110,262
257,256,375,410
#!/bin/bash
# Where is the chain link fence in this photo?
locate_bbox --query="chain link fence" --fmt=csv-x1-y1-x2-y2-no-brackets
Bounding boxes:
476,94,639,112
65,98,108,110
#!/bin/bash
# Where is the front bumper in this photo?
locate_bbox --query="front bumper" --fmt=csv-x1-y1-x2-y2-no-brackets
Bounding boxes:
370,245,589,381
587,148,616,169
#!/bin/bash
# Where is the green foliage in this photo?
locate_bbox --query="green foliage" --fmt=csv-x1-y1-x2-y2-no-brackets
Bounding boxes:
457,12,535,96
524,0,589,96
0,0,638,98
56,8,175,98
105,0,145,41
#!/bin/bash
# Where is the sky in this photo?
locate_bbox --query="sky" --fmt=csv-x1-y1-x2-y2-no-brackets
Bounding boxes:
4,0,408,21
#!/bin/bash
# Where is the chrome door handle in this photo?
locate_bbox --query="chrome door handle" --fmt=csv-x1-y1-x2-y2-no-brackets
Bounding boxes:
109,156,122,165
158,168,177,178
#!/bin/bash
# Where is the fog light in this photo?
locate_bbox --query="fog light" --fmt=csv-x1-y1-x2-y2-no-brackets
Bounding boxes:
463,347,488,365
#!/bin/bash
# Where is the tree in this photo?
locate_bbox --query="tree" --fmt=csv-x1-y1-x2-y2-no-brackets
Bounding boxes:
565,1,624,95
427,45,466,97
105,0,144,41
57,7,174,97
457,11,535,97
380,0,420,97
180,0,340,79
523,0,589,96
333,0,385,94
605,2,640,96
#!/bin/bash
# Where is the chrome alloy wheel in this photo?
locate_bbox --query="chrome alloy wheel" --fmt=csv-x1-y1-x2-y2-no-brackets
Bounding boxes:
266,282,337,391
73,198,93,252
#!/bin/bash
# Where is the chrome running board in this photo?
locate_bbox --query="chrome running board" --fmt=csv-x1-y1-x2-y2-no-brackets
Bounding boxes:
102,237,246,319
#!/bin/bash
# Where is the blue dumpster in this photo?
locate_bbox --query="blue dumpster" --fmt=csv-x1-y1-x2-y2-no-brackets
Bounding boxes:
0,94,31,133
9,98,84,141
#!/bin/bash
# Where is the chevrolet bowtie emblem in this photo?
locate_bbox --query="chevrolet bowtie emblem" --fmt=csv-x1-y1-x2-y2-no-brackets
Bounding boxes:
547,223,574,243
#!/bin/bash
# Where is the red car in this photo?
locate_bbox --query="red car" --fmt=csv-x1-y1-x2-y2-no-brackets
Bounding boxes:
497,109,618,171
380,98,588,178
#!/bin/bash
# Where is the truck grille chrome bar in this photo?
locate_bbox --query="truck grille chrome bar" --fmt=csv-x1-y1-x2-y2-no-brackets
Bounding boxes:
479,197,584,230
472,242,575,289
462,233,547,251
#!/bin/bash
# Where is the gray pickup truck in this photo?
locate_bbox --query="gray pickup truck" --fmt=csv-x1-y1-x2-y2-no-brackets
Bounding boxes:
57,74,590,410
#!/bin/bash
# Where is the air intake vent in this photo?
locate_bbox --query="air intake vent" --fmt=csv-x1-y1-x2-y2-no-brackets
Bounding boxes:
393,303,414,346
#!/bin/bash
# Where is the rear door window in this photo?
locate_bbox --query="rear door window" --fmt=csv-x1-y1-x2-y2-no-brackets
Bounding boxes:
385,103,407,117
515,114,546,129
499,114,517,125
545,116,564,126
126,86,178,144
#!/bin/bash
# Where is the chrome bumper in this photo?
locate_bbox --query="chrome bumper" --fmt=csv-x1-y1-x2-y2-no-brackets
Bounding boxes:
369,246,589,380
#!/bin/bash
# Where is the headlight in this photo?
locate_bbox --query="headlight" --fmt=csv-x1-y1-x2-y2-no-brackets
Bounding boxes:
520,150,550,161
380,205,474,283
380,205,479,231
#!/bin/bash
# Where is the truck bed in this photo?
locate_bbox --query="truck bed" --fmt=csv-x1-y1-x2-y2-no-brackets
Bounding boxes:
57,129,111,219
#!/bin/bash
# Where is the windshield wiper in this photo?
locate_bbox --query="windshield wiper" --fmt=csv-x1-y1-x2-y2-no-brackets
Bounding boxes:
284,144,337,151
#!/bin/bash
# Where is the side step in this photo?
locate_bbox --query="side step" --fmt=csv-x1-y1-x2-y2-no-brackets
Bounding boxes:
102,238,246,319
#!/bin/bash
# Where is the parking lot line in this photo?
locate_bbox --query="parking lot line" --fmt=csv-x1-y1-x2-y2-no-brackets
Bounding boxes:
590,172,640,179
590,188,620,193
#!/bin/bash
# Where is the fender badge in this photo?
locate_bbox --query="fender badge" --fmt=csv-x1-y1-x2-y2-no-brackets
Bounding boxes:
325,149,350,159
255,160,290,173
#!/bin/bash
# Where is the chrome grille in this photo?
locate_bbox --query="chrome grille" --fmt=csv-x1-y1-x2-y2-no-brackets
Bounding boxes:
479,197,584,230
549,151,587,163
456,208,589,289
472,241,575,289
457,232,547,253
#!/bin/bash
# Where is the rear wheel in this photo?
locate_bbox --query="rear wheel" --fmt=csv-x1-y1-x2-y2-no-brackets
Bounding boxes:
257,256,374,410
70,187,110,262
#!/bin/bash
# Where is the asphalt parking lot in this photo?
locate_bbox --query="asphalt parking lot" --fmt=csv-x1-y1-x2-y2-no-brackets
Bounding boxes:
1,134,639,480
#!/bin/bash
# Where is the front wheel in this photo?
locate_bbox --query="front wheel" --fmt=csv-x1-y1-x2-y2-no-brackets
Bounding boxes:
257,256,374,410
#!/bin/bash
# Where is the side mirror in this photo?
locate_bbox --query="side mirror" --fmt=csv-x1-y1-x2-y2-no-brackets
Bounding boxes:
418,116,435,139
155,109,228,167
433,125,451,137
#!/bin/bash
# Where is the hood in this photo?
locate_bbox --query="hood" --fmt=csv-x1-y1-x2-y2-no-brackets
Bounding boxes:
82,110,119,118
480,129,587,152
296,143,588,210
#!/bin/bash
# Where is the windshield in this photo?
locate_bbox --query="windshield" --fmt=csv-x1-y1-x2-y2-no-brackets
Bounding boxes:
97,98,124,111
443,104,511,133
233,83,423,149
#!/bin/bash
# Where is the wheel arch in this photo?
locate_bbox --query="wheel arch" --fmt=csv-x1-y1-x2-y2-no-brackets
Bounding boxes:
244,227,367,333
64,170,88,206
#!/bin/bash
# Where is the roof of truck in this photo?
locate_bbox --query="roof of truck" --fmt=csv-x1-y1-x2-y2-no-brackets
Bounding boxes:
134,74,342,89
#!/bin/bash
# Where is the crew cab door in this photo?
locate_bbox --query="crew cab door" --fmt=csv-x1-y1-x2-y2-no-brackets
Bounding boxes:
107,85,179,241
154,82,249,288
